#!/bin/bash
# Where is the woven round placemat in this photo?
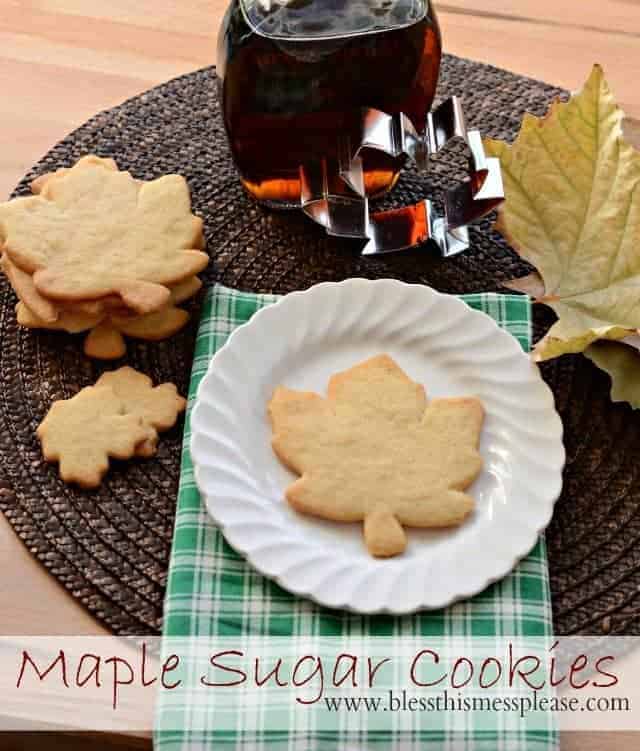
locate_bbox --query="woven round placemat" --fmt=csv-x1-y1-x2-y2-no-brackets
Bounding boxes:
1,54,638,636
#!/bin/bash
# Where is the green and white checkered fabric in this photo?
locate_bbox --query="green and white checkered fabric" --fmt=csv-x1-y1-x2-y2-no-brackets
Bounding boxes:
155,283,557,751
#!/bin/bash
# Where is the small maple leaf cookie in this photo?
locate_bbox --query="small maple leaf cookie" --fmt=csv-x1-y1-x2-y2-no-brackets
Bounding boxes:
37,386,154,488
268,355,485,558
96,366,187,456
37,367,187,487
95,367,186,457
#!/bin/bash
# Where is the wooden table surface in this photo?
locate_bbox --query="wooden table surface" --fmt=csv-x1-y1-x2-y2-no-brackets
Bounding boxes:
1,1,639,748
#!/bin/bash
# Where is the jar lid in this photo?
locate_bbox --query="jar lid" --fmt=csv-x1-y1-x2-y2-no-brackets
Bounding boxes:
241,0,428,41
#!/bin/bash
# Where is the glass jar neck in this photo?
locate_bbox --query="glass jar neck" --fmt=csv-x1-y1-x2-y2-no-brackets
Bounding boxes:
240,0,430,41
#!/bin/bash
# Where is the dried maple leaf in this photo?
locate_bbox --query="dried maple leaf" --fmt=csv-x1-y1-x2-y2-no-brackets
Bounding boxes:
484,65,640,362
0,155,208,314
268,355,484,558
584,340,640,409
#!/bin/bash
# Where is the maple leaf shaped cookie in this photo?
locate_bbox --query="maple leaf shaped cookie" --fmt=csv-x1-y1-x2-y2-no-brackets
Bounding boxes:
0,155,208,314
37,386,154,488
95,367,187,457
37,367,186,486
268,355,484,558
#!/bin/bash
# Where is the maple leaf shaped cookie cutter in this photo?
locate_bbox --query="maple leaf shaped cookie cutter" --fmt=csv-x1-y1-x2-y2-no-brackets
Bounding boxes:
268,354,485,557
299,98,504,256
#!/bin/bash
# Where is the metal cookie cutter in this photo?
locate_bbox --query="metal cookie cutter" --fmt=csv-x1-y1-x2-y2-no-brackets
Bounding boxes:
299,97,504,256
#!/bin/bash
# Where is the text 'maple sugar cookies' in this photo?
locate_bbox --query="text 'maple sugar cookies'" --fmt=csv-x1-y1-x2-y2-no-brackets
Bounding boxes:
268,354,485,558
0,155,207,358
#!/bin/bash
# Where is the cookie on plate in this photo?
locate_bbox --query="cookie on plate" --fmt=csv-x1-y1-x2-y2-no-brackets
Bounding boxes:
268,354,484,558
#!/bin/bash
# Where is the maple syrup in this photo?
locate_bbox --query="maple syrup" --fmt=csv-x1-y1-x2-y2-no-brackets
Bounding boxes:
217,0,442,206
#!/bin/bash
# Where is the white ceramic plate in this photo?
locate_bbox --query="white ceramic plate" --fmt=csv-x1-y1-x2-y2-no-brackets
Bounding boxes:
191,279,564,613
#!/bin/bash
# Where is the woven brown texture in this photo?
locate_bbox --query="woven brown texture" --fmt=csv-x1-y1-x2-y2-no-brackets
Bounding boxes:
1,55,638,635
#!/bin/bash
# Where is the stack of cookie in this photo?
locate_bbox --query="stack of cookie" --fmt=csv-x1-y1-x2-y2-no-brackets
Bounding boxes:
0,155,208,358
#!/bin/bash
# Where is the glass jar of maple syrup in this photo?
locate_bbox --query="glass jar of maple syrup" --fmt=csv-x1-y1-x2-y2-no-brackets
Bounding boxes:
217,0,442,207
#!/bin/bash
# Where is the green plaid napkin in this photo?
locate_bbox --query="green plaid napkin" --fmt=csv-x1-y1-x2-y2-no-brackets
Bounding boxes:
155,283,556,751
